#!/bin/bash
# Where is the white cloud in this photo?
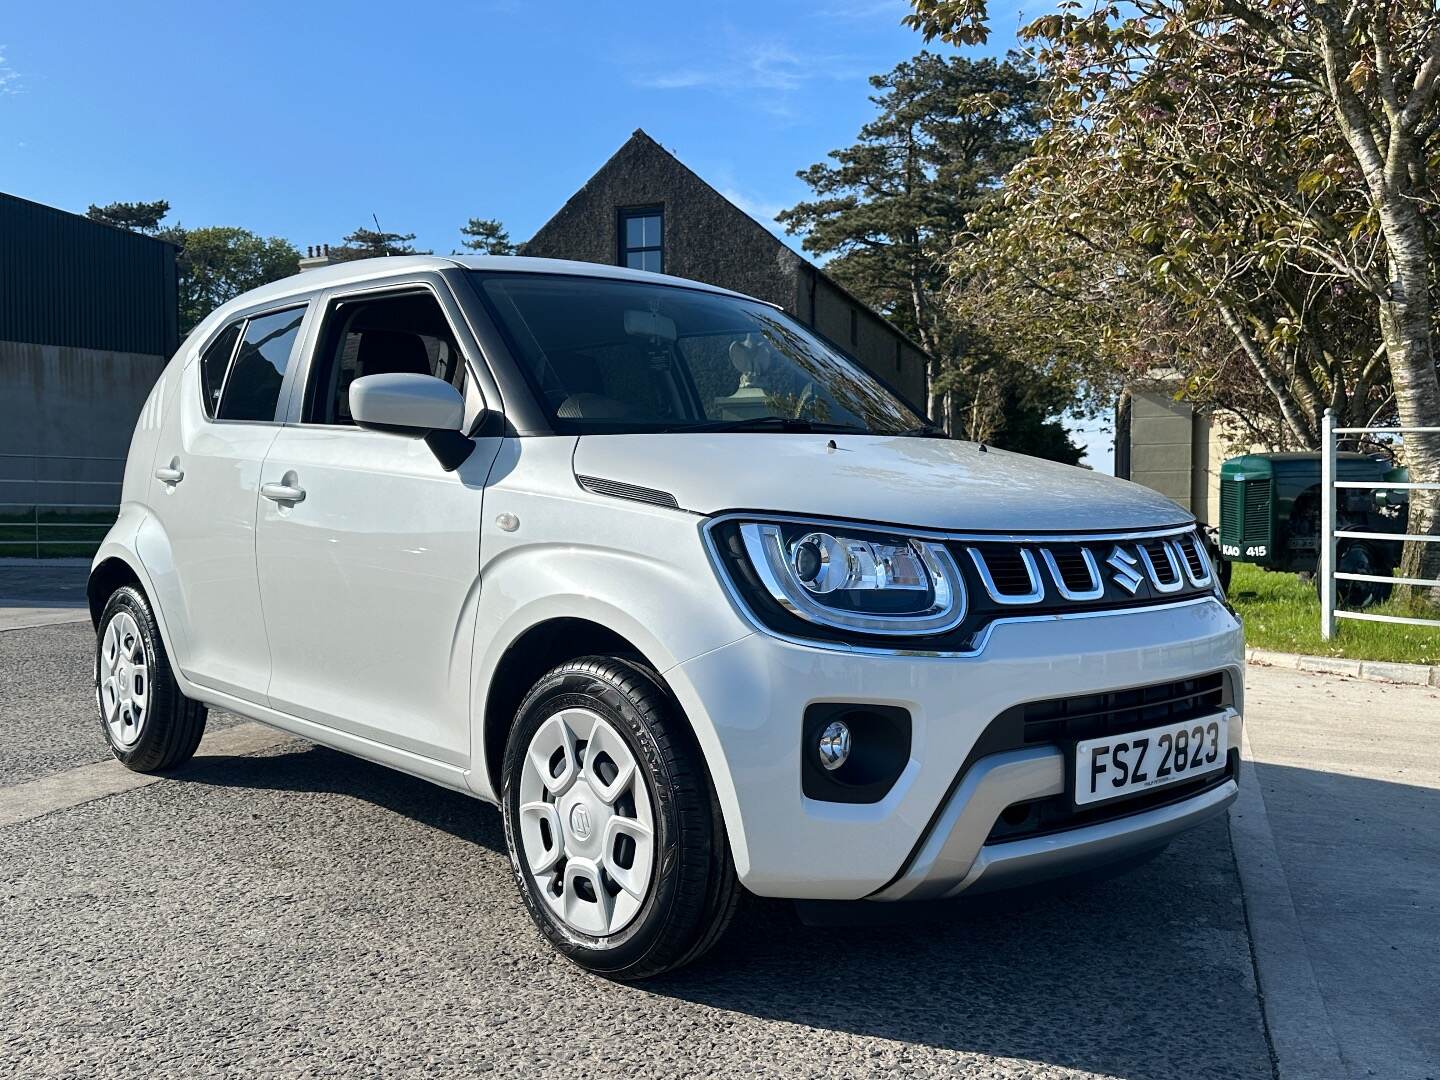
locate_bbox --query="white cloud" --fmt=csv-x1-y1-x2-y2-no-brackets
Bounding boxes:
634,37,862,98
0,48,20,96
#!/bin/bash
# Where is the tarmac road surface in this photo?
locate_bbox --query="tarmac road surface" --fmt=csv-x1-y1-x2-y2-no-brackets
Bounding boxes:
0,618,1273,1079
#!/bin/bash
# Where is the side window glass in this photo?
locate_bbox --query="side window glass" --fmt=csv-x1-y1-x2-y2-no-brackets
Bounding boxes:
304,291,468,425
198,322,242,418
217,307,305,422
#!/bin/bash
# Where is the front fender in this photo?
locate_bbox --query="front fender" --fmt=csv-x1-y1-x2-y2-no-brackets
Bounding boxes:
466,506,755,805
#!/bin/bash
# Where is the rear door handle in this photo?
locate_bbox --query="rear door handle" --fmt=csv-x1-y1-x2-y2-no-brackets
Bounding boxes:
260,482,306,504
154,463,184,484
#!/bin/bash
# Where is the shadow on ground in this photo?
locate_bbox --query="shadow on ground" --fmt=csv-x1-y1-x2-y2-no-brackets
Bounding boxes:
174,740,1274,1078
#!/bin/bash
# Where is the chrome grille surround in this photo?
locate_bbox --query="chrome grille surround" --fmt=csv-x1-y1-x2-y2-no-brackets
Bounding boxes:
967,532,1212,607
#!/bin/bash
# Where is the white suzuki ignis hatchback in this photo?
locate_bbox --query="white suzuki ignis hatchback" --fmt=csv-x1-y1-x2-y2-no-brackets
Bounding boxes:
91,256,1244,979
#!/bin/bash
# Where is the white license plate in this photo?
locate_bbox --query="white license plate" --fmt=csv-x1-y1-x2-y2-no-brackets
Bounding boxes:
1074,715,1228,806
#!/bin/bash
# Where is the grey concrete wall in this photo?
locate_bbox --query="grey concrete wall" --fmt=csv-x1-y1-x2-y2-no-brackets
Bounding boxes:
0,339,164,506
1126,390,1195,510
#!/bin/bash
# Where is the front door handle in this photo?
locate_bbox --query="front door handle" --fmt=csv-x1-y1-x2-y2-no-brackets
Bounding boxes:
154,461,184,484
260,481,306,504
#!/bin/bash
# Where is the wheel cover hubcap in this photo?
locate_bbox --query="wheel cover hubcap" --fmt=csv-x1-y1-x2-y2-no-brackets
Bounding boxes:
517,707,656,937
99,612,149,748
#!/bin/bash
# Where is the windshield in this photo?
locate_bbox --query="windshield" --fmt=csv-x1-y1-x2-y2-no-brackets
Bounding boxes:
471,272,927,434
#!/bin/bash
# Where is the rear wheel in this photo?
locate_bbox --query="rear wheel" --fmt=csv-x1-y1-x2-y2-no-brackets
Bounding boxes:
501,656,740,980
1318,541,1395,608
95,586,207,772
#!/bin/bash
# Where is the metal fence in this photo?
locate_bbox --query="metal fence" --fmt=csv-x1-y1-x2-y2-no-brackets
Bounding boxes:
0,452,122,558
1320,410,1440,638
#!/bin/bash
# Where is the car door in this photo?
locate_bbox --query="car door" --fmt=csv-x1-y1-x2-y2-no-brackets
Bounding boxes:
141,304,309,701
253,281,501,768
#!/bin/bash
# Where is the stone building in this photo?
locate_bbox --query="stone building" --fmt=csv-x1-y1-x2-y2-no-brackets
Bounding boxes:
521,130,931,409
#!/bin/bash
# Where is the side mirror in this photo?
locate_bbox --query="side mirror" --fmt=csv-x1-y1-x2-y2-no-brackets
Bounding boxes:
349,372,475,472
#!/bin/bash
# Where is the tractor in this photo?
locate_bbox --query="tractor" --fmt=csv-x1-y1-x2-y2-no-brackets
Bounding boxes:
1216,451,1409,606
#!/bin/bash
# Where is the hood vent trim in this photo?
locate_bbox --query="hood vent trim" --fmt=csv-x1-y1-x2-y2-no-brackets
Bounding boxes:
577,475,680,509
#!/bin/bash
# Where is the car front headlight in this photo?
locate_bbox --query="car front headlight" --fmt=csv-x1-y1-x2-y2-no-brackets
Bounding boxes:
733,521,966,635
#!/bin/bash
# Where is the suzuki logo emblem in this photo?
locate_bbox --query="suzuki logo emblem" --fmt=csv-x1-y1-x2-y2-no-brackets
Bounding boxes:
1106,545,1145,594
568,803,593,841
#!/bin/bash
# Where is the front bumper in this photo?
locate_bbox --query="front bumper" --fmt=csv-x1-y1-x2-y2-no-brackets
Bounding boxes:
666,596,1244,900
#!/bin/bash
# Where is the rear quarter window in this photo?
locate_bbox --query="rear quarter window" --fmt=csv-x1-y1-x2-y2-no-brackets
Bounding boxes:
198,322,242,418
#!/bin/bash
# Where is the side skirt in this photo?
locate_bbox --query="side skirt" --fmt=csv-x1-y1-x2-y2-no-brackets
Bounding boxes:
182,683,488,801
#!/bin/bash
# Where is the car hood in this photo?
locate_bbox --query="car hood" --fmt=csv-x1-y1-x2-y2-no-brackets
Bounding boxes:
572,433,1192,534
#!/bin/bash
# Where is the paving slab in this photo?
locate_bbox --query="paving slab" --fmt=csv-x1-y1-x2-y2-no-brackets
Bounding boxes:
1243,665,1440,1080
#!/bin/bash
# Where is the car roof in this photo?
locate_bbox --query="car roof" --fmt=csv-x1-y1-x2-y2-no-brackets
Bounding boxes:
209,254,759,316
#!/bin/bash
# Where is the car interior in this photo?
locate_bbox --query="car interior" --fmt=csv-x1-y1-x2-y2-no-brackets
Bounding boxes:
306,291,466,425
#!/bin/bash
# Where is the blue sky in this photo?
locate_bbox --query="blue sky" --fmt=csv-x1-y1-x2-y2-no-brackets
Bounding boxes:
1,0,1111,465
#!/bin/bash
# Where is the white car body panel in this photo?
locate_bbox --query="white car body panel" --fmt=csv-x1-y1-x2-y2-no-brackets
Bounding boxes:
464,436,756,801
255,425,502,766
145,353,280,701
666,598,1242,897
572,432,1193,533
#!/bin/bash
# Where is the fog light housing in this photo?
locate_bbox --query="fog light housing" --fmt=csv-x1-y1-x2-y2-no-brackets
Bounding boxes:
817,720,851,771
801,704,911,804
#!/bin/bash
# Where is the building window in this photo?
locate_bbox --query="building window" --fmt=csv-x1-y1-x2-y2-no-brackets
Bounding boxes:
619,207,663,273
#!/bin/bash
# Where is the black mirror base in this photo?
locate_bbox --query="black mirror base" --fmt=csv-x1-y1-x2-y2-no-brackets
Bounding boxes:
425,429,476,472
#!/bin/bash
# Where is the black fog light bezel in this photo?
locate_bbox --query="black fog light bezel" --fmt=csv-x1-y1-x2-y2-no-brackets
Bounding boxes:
801,703,911,804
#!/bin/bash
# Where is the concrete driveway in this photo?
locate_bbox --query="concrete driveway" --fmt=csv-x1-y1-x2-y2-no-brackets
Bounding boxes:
1239,666,1440,1080
0,570,1433,1078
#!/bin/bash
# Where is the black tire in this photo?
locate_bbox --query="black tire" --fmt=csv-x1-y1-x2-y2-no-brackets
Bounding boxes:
501,656,740,980
1319,541,1394,608
95,585,208,772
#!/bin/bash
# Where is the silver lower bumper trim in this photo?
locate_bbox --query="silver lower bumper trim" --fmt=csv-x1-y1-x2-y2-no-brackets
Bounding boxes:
873,708,1241,902
942,779,1237,898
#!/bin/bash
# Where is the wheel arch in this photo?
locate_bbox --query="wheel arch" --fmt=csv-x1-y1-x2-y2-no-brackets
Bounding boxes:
87,556,144,629
87,511,190,693
478,616,677,802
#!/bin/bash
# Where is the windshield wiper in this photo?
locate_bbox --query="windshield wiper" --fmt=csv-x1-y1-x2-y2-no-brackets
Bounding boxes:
895,424,949,438
676,416,870,434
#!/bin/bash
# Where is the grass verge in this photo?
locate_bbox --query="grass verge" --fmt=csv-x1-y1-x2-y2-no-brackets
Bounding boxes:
1229,562,1440,664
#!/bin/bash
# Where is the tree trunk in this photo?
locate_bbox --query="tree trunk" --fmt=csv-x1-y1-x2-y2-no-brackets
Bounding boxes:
926,355,945,424
1374,199,1440,605
906,274,947,424
1317,28,1440,606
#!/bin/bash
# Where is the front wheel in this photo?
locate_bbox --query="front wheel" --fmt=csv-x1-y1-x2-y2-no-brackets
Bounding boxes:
95,586,207,772
501,656,739,980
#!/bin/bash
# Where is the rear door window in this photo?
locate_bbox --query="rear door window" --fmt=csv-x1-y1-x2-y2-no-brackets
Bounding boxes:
217,307,306,422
